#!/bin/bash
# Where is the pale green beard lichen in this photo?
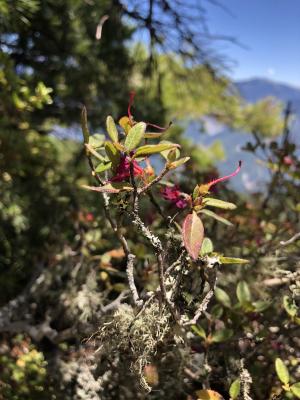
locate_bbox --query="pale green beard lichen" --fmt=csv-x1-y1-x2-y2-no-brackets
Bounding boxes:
96,302,170,391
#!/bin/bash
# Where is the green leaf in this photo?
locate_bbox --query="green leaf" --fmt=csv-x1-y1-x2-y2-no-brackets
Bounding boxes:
132,143,179,159
168,157,190,170
219,256,249,265
215,287,232,308
182,291,194,306
193,185,200,200
81,106,90,143
167,147,180,162
253,300,271,312
200,237,214,256
85,144,106,161
191,325,206,339
291,383,300,398
95,161,112,173
275,358,290,385
211,304,223,319
236,281,252,305
211,328,233,343
203,198,237,210
106,115,119,142
104,141,121,170
88,134,106,149
124,122,146,151
199,208,233,226
283,295,298,318
82,182,133,194
160,140,180,160
229,379,240,400
144,131,165,139
182,212,204,260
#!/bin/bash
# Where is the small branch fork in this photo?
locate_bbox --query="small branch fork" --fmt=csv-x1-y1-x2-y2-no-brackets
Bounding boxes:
183,265,218,326
138,165,169,196
129,161,179,320
280,232,300,246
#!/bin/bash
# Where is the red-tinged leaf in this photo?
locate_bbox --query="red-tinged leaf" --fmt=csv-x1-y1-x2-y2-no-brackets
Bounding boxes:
182,211,204,260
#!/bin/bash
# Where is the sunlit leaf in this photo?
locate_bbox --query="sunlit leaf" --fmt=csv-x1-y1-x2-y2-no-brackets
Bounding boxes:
283,295,298,317
132,143,179,159
160,140,180,160
85,144,106,161
168,148,180,162
211,328,233,343
219,256,249,264
82,182,133,194
88,133,106,149
168,157,190,170
203,198,237,210
95,161,112,173
124,122,146,151
200,237,214,256
236,281,252,305
253,300,271,312
182,212,204,260
114,143,124,152
229,379,240,400
104,141,121,170
291,383,300,398
196,389,224,399
199,208,233,226
275,358,290,385
215,287,232,308
191,325,206,339
106,115,119,142
144,131,165,139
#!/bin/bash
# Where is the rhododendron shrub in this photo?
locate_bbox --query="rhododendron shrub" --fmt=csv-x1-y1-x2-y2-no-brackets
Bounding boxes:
81,94,252,398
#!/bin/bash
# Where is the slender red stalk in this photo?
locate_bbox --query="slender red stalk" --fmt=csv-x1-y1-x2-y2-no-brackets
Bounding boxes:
146,121,172,131
127,90,172,132
128,90,136,121
207,161,242,189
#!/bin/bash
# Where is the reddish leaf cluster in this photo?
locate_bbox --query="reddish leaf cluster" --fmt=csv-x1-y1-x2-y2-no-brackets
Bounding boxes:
161,185,189,209
110,155,144,182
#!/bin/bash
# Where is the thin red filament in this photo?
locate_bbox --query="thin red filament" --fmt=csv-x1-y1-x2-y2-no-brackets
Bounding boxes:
207,161,242,189
146,121,172,132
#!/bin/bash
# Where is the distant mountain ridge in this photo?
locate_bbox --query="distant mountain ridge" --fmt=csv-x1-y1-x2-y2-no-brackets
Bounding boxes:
236,78,300,114
187,77,300,192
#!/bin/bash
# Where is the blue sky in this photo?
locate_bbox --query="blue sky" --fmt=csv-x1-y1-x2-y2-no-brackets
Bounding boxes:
205,0,300,86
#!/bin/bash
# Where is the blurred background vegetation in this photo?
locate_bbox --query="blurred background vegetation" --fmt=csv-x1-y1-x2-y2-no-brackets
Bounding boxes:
0,0,299,399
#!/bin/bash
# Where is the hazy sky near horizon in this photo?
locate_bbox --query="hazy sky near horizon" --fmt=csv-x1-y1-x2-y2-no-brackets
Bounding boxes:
205,0,300,86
